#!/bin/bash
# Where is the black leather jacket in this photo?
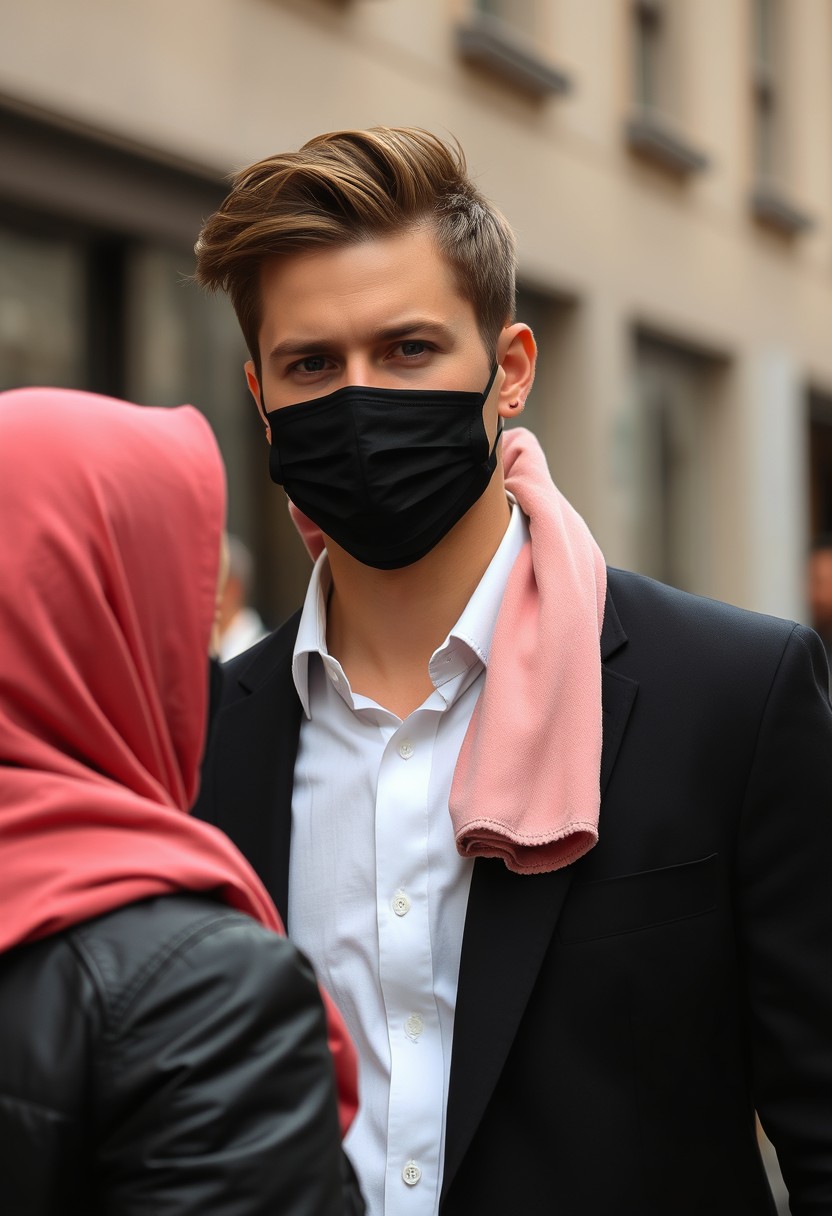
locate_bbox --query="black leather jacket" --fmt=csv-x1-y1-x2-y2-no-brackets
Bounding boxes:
0,893,364,1215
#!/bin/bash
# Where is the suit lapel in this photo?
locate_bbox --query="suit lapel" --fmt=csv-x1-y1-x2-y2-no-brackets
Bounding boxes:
441,857,575,1201
441,578,637,1201
599,586,638,796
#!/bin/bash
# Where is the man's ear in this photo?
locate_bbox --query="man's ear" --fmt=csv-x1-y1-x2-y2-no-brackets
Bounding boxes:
495,323,537,420
245,361,271,443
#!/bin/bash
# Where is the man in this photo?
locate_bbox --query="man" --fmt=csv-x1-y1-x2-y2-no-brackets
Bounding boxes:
808,535,832,686
218,533,269,661
193,128,832,1216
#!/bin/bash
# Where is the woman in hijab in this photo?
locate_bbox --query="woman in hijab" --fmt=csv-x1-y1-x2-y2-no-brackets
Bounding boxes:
0,387,362,1215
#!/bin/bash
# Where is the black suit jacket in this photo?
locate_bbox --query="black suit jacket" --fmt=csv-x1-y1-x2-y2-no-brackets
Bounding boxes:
195,567,832,1216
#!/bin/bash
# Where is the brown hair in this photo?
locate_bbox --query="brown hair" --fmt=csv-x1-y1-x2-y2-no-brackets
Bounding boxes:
194,127,516,376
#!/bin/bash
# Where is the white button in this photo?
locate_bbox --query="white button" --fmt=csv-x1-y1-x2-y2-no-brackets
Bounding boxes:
405,1013,424,1041
392,890,411,916
398,740,414,760
402,1160,422,1186
327,668,340,688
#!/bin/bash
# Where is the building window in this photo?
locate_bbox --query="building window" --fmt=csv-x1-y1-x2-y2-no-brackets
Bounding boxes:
0,225,87,390
456,0,571,98
633,0,663,113
0,103,310,626
631,332,722,595
477,0,537,38
749,0,812,234
625,1,709,177
752,0,781,184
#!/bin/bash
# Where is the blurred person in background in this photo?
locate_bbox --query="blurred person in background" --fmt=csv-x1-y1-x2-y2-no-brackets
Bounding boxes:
219,533,269,660
193,128,832,1216
0,387,363,1216
808,535,832,687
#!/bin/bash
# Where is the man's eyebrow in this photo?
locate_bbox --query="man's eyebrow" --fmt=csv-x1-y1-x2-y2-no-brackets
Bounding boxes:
267,319,456,362
372,319,456,344
267,338,337,361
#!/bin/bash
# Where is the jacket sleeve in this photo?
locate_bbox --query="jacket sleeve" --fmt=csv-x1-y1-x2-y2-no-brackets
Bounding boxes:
95,914,364,1216
737,623,832,1216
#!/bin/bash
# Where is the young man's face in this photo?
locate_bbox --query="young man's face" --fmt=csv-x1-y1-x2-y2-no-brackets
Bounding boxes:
245,225,499,438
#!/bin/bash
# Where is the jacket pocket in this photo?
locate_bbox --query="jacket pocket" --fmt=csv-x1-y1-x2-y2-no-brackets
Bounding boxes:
557,853,718,944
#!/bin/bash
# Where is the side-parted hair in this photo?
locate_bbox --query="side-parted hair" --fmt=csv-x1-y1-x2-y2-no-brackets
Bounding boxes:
194,127,517,375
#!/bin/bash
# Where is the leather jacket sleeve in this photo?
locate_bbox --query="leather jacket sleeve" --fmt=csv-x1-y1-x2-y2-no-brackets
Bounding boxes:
78,909,363,1215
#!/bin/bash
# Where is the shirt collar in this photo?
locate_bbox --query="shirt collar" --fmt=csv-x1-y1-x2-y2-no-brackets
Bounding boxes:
429,498,526,681
292,551,332,718
292,499,529,718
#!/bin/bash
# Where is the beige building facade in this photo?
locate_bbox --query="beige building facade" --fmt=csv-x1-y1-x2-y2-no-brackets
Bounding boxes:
2,0,831,633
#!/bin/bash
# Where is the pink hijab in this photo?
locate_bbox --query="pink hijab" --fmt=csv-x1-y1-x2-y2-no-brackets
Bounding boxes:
0,387,357,1130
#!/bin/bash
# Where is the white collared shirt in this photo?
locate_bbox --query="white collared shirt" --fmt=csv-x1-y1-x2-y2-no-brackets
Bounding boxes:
288,502,528,1216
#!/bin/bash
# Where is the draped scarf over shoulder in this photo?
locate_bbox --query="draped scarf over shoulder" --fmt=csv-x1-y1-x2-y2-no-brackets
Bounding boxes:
0,387,357,1131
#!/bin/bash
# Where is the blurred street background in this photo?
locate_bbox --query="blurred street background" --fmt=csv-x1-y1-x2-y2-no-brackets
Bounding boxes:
4,2,828,1208
3,1,832,641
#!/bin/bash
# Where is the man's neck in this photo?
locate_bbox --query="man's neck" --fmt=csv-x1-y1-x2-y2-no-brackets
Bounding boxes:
325,480,511,719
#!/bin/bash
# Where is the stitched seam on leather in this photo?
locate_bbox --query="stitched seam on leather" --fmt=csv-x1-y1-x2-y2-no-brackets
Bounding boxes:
69,934,114,1027
108,912,245,1030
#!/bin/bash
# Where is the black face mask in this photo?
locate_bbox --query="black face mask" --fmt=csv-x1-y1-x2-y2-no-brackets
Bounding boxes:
265,365,501,569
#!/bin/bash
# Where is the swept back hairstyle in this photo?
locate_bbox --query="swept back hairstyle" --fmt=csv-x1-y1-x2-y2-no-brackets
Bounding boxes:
194,127,517,376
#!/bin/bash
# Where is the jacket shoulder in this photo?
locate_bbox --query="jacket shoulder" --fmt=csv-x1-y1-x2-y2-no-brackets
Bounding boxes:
70,893,275,1015
1,894,350,1214
606,566,807,657
607,565,794,629
0,896,301,1213
76,894,347,1214
604,566,829,730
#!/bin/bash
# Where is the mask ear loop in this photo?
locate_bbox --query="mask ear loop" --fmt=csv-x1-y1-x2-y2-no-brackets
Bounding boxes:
481,361,500,400
482,361,504,468
489,419,504,465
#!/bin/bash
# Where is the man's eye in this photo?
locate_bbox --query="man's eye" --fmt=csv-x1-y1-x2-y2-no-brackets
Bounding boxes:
298,356,328,373
400,341,427,358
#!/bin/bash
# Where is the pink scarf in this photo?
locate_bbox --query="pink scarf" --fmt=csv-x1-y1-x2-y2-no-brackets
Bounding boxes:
0,387,357,1133
291,426,606,874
